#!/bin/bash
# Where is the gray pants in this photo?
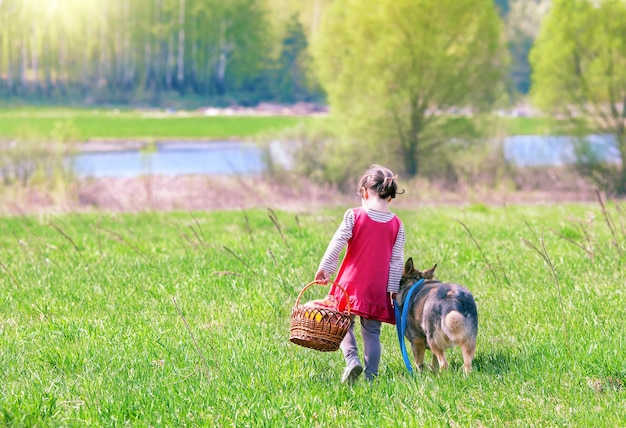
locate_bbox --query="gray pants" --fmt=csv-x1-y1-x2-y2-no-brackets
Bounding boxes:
340,316,382,380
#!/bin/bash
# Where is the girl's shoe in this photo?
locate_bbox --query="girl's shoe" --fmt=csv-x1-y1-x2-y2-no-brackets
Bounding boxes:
341,363,363,384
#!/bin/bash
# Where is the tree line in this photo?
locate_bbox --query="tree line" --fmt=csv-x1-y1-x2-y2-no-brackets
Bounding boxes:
0,0,320,104
0,0,543,106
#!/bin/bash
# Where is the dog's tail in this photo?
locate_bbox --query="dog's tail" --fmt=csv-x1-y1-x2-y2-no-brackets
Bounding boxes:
443,311,477,343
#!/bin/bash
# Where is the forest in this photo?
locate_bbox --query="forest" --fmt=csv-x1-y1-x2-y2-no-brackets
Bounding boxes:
0,0,539,106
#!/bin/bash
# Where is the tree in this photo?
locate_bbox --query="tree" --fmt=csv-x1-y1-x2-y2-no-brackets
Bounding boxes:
263,14,313,103
530,0,626,194
311,0,505,178
505,0,550,95
216,0,269,98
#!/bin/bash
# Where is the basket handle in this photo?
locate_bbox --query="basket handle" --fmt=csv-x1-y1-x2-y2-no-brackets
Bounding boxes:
294,280,351,315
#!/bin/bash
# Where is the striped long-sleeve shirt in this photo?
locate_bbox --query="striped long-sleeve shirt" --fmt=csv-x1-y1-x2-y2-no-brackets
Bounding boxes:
318,208,406,293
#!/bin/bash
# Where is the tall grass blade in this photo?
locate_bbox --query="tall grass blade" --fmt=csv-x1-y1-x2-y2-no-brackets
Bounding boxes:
222,245,255,272
0,260,19,287
268,208,288,247
595,189,623,255
456,219,498,282
522,229,570,353
172,296,212,380
100,227,149,262
49,222,81,253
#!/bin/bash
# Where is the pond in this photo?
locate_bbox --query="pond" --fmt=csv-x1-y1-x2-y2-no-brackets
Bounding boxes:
503,134,619,167
71,141,266,177
70,135,621,178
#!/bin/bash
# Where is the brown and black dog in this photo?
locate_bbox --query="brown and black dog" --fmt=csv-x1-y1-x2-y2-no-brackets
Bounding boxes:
396,258,478,374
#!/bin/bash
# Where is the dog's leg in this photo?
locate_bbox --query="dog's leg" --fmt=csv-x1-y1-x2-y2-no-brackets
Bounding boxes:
430,345,449,372
430,352,439,372
460,340,476,374
410,339,426,371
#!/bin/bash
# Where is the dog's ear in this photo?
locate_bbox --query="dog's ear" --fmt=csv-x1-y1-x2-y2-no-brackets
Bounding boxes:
421,263,437,279
404,257,415,274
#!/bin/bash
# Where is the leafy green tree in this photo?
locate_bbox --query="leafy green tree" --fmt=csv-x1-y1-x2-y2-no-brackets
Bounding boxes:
530,0,626,194
209,0,269,98
505,0,550,95
260,14,316,103
311,0,505,178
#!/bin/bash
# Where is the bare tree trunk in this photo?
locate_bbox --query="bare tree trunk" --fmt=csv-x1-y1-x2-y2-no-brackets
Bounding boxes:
31,27,40,95
403,135,420,177
153,0,163,102
20,34,27,93
7,37,14,93
43,31,52,97
141,0,154,95
99,20,108,92
1,0,19,95
58,33,66,96
402,97,423,177
144,39,152,93
166,33,173,90
82,23,92,97
176,0,185,93
216,51,227,95
122,0,133,90
205,49,212,94
215,20,232,96
191,36,198,93
114,3,123,93
0,22,5,94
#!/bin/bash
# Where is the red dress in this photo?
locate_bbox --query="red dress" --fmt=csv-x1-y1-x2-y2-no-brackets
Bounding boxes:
329,207,401,324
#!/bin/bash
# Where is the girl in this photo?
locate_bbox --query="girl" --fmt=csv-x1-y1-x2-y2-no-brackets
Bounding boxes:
315,164,405,383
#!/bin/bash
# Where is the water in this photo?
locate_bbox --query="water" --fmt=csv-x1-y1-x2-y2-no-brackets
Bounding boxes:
503,134,620,167
70,136,621,178
71,141,265,178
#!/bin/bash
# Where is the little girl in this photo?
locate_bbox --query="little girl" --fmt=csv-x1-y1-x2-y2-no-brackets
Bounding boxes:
315,164,405,383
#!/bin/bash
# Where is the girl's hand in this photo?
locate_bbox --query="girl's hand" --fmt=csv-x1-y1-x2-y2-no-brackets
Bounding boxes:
389,292,397,308
315,269,329,283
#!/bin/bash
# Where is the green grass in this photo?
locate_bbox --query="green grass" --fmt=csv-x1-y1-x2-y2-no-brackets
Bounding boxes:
502,116,586,135
0,107,580,141
0,203,624,426
0,107,311,141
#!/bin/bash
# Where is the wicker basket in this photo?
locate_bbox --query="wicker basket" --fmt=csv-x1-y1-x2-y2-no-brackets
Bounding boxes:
289,280,352,352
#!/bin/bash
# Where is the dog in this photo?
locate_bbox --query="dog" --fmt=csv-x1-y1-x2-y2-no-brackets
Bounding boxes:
396,258,478,374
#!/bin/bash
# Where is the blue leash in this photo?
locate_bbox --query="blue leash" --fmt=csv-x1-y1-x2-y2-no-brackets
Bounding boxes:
394,279,425,373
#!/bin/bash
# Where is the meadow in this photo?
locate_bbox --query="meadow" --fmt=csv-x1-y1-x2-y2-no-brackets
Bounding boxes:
0,107,572,142
0,107,310,141
0,202,624,426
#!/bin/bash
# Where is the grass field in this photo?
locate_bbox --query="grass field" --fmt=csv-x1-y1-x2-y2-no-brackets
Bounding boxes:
0,107,573,141
0,203,624,426
0,107,311,140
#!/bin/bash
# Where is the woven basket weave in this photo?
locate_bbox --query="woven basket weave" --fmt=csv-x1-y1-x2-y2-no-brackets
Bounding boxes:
289,280,352,352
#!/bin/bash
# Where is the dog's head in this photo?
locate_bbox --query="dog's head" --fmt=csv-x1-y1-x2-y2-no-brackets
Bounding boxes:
399,257,437,290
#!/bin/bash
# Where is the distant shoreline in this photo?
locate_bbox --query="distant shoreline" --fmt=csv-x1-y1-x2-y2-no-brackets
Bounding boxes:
78,138,252,152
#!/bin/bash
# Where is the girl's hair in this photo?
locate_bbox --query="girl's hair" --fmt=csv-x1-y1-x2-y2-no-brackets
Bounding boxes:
357,164,403,199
